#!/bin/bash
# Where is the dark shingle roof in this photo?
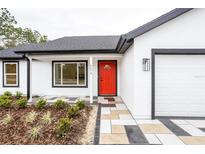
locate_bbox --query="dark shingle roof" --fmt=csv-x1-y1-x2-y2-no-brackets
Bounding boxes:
0,8,193,58
0,46,24,59
15,35,121,53
0,35,121,58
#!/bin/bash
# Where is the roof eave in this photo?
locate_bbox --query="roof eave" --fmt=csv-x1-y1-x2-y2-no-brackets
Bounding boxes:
0,57,25,60
14,49,120,54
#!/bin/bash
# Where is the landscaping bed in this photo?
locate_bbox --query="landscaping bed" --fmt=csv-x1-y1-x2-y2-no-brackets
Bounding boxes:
0,91,96,145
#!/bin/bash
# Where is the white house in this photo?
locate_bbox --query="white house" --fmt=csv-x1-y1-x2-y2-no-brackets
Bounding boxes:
1,8,205,120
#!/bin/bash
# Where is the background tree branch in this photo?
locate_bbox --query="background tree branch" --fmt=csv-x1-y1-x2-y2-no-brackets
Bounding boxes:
0,8,48,50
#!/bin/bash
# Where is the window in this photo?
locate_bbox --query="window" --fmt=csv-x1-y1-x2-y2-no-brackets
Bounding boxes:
3,61,19,87
53,61,87,87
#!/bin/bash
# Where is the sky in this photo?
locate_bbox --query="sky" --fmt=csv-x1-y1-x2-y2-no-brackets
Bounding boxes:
9,8,172,40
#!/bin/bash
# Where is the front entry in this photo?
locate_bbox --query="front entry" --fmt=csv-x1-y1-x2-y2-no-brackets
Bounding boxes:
98,60,117,96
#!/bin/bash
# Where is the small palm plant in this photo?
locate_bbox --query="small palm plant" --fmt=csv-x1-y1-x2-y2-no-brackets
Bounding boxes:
41,111,52,125
67,105,80,118
3,91,12,97
28,126,41,140
56,118,72,137
1,114,13,125
53,99,66,109
15,91,23,99
35,98,47,109
25,111,37,124
75,98,86,110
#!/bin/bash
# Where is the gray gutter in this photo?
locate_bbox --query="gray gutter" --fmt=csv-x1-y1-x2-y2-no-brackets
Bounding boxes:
0,57,24,60
15,49,119,54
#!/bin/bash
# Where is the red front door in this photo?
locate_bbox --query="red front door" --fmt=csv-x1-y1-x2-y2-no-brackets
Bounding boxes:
98,60,117,96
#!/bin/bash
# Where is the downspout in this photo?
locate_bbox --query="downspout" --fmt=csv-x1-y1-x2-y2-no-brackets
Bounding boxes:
23,54,30,100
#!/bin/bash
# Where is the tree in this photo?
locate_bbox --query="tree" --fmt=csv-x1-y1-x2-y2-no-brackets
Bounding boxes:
0,8,48,49
0,8,16,49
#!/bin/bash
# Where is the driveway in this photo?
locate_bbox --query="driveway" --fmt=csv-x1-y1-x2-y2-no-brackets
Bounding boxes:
95,97,205,145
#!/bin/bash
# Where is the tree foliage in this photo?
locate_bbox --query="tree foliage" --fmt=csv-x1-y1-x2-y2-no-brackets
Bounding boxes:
0,8,47,49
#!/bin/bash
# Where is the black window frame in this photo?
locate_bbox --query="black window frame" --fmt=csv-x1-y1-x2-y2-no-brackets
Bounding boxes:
3,61,19,87
52,60,88,88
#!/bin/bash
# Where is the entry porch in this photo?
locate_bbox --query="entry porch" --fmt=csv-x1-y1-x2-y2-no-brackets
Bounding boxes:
26,54,122,104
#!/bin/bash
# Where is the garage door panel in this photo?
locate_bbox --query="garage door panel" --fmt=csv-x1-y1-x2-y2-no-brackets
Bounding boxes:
156,103,205,117
156,112,205,117
156,89,205,97
155,55,205,117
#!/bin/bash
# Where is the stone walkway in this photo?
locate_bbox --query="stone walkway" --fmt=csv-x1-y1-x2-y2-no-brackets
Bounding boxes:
96,97,205,145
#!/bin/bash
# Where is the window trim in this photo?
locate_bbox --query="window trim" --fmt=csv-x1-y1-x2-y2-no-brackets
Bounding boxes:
52,60,88,88
3,61,19,87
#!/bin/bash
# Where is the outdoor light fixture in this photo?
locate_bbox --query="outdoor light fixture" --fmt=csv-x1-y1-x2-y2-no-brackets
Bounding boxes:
142,58,150,71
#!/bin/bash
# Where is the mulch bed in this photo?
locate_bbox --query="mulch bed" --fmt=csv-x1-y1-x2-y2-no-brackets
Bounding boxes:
0,105,93,144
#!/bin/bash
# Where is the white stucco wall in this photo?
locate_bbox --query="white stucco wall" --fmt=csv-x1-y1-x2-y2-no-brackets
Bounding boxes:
120,45,135,114
0,60,27,95
32,59,91,96
30,54,121,97
0,54,121,97
131,8,205,119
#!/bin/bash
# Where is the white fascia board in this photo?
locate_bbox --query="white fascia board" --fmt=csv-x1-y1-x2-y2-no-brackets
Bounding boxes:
28,54,123,60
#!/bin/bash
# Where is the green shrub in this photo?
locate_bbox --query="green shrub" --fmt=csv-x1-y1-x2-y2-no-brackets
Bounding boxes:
28,126,41,140
41,111,52,125
16,98,27,108
53,99,66,109
75,98,86,110
56,118,72,137
35,98,47,109
25,111,37,124
3,91,12,97
1,114,13,124
0,95,12,107
0,95,9,99
67,105,80,118
15,91,23,99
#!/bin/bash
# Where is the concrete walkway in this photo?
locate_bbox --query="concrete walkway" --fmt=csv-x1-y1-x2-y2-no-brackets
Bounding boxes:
96,97,205,145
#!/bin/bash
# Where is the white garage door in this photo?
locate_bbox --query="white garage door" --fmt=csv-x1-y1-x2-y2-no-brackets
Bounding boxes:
155,55,205,117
